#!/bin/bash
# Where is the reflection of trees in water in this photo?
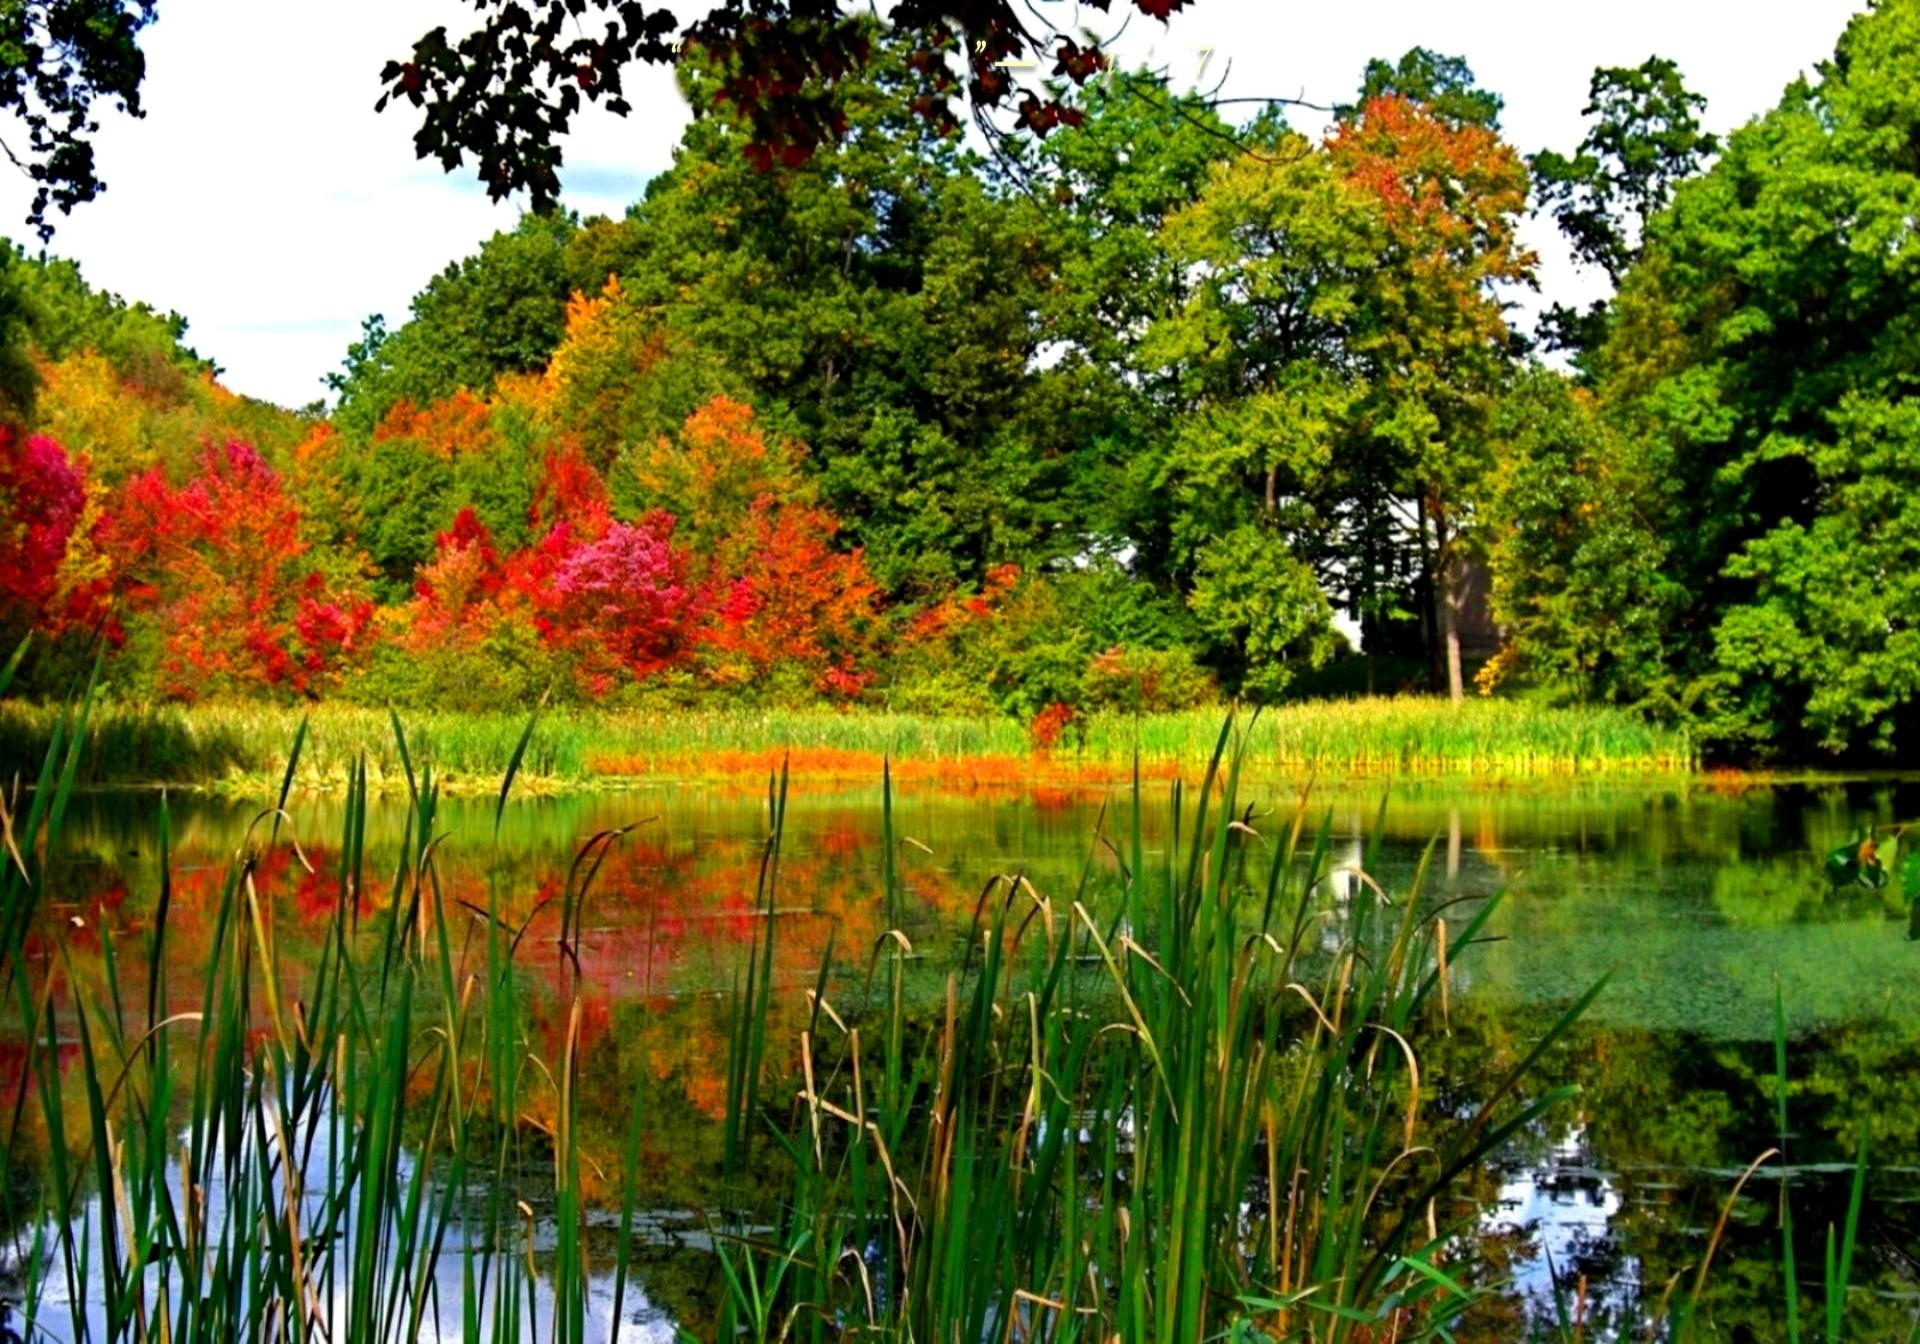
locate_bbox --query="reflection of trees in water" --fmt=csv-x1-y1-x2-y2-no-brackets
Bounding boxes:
1434,1000,1920,1338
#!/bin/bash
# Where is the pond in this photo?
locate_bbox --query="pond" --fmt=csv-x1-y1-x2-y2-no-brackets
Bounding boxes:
8,772,1920,1341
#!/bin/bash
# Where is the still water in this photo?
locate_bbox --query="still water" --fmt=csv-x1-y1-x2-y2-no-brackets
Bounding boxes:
10,774,1920,1340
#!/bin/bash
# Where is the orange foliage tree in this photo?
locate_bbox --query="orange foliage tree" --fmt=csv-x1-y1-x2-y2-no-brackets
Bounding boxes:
644,398,879,697
405,506,508,650
370,389,497,460
706,497,879,696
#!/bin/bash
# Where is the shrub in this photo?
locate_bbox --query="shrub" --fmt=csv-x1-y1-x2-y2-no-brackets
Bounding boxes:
1082,644,1217,714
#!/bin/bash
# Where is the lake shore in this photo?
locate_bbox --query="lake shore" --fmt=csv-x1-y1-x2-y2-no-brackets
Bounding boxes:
0,696,1699,794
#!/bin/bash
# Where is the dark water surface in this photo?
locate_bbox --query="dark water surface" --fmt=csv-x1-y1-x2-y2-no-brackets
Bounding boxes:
14,774,1920,1340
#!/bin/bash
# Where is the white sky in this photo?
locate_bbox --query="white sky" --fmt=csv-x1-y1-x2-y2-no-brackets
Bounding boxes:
0,0,1869,409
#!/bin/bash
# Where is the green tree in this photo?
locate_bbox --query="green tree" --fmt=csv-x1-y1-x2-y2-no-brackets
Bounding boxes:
1533,57,1718,360
1022,67,1242,617
4,238,210,378
1595,0,1920,758
1480,368,1679,710
1187,524,1338,700
328,211,625,438
1139,129,1374,691
0,249,38,423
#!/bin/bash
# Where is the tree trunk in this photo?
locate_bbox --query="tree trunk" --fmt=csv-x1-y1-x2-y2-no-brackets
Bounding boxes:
1431,490,1464,705
1416,495,1441,695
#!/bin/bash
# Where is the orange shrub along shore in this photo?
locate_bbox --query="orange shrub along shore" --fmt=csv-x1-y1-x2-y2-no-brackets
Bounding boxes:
584,745,1188,792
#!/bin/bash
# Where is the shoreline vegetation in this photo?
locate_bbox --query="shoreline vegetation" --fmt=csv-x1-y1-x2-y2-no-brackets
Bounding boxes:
0,696,1699,793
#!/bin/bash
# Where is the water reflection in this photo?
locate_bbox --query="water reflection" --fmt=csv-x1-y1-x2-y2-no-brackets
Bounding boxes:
1485,1126,1639,1334
10,775,1920,1338
0,1070,689,1344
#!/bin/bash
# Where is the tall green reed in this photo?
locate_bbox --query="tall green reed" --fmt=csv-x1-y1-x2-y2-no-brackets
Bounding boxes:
712,713,1602,1341
0,696,1696,793
0,677,650,1344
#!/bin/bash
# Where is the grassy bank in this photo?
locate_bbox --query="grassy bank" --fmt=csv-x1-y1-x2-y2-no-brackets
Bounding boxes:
0,696,1697,792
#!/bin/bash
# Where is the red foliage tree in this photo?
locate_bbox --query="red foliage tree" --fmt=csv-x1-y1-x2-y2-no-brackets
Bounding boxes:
413,507,507,625
532,438,614,541
908,561,1020,643
102,441,374,698
516,510,698,694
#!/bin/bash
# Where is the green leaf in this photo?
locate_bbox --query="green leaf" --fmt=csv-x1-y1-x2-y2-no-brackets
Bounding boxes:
0,632,29,697
494,696,544,840
1899,846,1920,904
1825,840,1861,890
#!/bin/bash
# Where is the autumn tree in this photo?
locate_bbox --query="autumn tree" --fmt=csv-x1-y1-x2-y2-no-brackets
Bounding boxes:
624,395,808,556
526,510,698,695
0,242,304,488
0,426,89,636
101,440,374,698
704,496,878,697
1329,79,1534,702
600,22,1110,592
326,211,641,438
1128,55,1530,702
648,397,879,695
536,277,744,473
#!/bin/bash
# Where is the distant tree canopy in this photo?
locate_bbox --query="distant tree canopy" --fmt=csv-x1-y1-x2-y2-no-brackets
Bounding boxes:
337,28,1535,704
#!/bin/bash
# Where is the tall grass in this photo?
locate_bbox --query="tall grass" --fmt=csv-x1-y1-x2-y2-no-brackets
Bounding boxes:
0,696,1696,793
0,685,638,1344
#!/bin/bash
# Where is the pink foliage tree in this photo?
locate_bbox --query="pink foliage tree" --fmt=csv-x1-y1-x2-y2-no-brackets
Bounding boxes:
0,427,88,631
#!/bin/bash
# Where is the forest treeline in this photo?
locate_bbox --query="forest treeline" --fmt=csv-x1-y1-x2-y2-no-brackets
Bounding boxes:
0,1,1916,763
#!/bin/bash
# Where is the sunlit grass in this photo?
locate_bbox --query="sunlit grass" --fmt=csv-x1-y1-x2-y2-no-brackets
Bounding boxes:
0,696,1695,793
